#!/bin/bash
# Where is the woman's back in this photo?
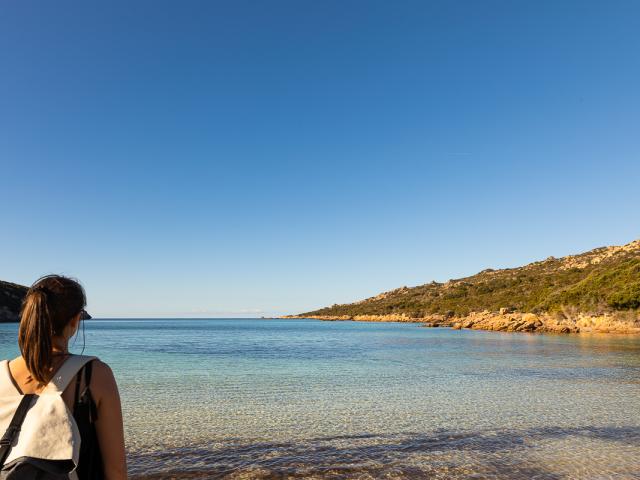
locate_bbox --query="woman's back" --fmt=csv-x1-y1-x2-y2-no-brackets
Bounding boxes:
0,275,127,480
6,355,81,409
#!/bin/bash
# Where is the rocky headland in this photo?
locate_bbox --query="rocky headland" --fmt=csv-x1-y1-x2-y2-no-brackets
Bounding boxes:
287,239,640,334
0,280,28,322
0,279,92,322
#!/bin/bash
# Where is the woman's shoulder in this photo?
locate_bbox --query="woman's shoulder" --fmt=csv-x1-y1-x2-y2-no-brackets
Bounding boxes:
87,357,110,372
87,359,119,401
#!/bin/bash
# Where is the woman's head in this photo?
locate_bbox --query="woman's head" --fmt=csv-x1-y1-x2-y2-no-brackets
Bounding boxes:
18,275,86,385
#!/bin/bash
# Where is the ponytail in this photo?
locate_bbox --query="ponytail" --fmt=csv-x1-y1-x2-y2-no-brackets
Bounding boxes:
18,288,54,385
17,275,86,386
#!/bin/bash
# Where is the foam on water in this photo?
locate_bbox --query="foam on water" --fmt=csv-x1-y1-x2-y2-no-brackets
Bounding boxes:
1,319,639,478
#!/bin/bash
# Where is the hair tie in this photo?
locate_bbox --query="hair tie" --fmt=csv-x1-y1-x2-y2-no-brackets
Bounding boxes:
32,285,49,295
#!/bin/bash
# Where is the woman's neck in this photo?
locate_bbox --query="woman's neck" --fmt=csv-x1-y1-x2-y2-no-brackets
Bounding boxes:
51,336,70,355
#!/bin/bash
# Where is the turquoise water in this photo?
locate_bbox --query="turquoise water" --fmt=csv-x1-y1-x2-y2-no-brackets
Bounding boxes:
1,319,640,479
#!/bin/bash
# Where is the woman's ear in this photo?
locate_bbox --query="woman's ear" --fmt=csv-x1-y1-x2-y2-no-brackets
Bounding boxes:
67,312,82,338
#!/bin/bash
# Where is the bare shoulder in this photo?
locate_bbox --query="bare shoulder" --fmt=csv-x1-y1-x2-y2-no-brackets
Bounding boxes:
89,359,120,402
91,359,115,379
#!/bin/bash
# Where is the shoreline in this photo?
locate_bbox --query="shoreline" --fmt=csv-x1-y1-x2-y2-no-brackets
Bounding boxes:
282,311,640,334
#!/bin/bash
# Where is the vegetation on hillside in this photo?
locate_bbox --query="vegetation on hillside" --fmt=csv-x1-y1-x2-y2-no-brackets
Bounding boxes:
0,280,28,322
0,279,92,322
300,240,640,318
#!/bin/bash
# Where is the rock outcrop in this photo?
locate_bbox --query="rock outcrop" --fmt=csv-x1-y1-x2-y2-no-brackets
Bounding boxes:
0,280,92,322
293,310,640,334
0,280,28,322
441,310,640,334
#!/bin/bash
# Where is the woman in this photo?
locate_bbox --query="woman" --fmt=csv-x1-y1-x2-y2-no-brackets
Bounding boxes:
3,275,126,479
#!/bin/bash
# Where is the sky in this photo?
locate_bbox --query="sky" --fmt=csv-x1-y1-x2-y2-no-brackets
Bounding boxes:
1,1,639,317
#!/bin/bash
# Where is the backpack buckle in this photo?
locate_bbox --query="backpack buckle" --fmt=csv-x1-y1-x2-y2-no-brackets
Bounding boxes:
0,427,18,446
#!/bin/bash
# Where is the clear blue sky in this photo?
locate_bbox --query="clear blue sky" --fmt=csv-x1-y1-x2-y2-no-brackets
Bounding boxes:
1,1,638,317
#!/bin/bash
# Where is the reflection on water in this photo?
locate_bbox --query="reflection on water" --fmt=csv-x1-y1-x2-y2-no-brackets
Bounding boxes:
1,319,639,478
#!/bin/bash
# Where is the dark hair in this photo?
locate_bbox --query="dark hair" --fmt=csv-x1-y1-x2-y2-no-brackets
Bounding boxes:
18,275,86,385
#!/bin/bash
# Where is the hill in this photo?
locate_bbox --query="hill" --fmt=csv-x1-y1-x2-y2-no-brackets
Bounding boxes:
293,239,640,334
0,280,92,322
0,280,29,322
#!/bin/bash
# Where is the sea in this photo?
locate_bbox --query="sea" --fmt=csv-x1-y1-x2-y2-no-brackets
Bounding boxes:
1,318,639,479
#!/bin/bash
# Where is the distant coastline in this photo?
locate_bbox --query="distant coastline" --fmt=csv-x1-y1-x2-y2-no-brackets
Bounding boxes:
287,239,640,335
282,311,640,334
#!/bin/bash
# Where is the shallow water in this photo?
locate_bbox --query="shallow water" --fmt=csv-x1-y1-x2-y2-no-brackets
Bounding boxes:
1,319,639,479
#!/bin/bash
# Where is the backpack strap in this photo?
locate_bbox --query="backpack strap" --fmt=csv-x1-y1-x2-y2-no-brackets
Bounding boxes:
42,355,98,395
0,393,35,466
73,361,99,422
82,361,99,422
